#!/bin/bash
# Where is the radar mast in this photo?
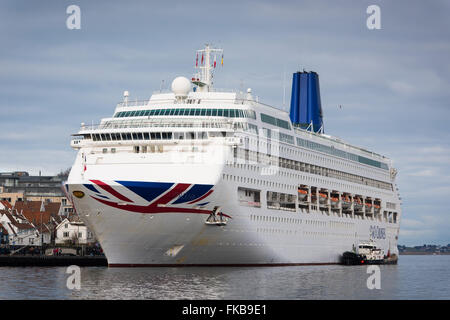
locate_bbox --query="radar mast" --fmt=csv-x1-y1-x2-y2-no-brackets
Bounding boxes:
192,44,223,92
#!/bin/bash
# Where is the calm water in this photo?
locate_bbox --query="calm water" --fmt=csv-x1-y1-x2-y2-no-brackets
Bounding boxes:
1,255,449,299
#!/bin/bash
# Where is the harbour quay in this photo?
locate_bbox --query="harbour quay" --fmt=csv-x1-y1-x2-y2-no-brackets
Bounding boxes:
0,254,107,267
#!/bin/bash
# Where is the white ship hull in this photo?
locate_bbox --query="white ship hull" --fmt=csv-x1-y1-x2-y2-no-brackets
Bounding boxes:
67,163,398,266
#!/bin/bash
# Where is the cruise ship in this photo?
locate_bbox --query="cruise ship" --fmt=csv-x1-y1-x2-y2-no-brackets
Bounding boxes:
66,45,401,266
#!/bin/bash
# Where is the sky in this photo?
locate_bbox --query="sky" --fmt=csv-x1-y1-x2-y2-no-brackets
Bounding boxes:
1,0,449,246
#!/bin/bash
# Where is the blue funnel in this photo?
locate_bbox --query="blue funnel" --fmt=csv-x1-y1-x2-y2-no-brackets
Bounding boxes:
289,71,323,133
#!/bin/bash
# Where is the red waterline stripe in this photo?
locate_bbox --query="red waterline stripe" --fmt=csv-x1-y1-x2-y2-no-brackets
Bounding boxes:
90,180,133,203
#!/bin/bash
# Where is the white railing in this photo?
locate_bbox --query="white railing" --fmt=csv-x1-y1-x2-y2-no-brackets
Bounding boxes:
79,118,235,131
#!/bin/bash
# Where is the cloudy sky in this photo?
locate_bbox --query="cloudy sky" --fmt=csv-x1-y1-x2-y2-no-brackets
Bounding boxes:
1,0,449,246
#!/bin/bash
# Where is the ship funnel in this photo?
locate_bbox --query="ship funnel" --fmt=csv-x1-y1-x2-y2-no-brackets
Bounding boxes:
289,71,323,133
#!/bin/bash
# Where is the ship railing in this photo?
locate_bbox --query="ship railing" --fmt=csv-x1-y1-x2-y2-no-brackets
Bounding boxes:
293,127,387,162
79,119,234,131
115,96,264,108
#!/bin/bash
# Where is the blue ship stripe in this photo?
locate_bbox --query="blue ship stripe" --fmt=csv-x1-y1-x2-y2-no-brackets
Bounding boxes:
95,194,110,199
172,184,213,204
84,184,99,193
116,181,174,203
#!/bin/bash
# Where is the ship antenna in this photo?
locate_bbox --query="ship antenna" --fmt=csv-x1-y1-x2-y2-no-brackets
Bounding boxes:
192,44,223,92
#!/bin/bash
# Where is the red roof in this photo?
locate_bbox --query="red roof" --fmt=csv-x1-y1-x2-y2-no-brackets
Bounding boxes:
13,201,61,226
1,209,36,231
0,200,12,210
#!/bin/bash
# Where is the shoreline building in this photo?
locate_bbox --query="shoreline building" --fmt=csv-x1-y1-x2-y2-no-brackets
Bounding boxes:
0,171,73,215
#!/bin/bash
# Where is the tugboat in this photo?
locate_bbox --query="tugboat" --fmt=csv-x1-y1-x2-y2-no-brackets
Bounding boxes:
341,241,385,265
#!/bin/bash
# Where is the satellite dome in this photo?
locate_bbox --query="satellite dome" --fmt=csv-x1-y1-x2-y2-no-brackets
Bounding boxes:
171,76,191,97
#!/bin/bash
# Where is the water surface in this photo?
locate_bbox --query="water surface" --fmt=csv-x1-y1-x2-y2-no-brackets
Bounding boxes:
1,255,448,299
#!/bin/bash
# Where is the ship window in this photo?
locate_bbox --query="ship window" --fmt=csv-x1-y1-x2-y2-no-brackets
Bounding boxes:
111,133,117,141
150,132,161,140
132,133,139,140
212,109,218,116
169,109,176,115
206,109,212,116
154,109,161,116
143,110,150,116
188,109,195,116
137,133,143,140
143,132,150,140
197,132,207,139
100,134,107,141
124,111,132,117
195,109,201,115
230,109,236,117
174,132,184,140
218,109,223,116
186,132,195,139
162,132,172,140
200,109,206,116
111,148,116,153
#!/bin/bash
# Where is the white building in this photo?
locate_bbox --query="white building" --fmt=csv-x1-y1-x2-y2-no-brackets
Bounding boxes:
55,218,95,245
0,209,51,246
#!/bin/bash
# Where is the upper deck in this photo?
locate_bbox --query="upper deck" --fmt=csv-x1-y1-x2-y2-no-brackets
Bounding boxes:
71,44,393,174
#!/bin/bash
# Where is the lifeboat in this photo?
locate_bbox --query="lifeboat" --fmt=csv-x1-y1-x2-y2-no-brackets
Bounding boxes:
330,197,339,208
340,196,351,209
298,189,308,201
318,192,327,204
354,197,363,209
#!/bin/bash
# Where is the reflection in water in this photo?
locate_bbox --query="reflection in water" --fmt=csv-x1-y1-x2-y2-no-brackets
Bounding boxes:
1,256,449,299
